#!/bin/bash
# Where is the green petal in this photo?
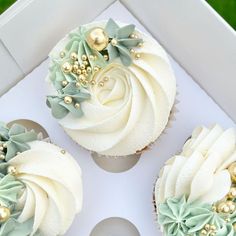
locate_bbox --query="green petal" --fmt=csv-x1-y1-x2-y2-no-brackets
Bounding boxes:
105,18,119,38
107,44,119,61
116,45,132,66
117,24,135,39
47,96,68,119
118,38,143,48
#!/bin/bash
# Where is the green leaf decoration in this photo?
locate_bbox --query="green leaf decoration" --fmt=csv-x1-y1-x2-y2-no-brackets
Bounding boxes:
0,123,37,161
0,217,41,236
105,18,143,66
47,82,90,119
0,175,24,208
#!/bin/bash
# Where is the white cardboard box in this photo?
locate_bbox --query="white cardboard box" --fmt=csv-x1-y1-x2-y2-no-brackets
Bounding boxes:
0,1,235,235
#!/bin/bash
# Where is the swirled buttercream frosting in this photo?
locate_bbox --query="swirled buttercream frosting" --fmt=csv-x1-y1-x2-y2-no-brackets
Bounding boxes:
154,124,236,236
46,19,176,156
0,122,82,236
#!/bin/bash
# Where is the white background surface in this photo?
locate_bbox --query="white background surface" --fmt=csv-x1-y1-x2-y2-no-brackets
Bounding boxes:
0,2,235,236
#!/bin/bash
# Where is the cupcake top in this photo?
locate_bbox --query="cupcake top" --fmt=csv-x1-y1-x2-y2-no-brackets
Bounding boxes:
0,122,82,236
155,124,236,236
46,18,176,156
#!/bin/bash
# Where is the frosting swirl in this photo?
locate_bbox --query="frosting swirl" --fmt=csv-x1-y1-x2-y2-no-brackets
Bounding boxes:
155,124,236,204
155,124,236,236
8,141,82,236
47,21,176,156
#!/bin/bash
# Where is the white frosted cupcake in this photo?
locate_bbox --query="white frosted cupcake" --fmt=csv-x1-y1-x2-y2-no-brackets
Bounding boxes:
46,18,176,157
0,122,82,236
154,124,236,236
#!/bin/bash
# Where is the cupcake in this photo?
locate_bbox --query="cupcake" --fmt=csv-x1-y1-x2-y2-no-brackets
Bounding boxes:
154,124,236,236
0,122,82,235
46,18,176,157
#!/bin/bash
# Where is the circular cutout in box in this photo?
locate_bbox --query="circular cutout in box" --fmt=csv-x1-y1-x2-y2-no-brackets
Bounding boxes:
91,152,141,173
90,217,140,236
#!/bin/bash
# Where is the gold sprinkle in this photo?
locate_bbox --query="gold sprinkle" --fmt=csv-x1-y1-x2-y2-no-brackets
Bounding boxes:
103,55,109,61
99,81,104,87
103,76,109,82
60,51,65,58
81,54,87,61
70,52,78,60
87,67,92,73
135,53,141,60
76,69,82,75
89,55,95,60
64,96,72,104
76,82,80,88
111,38,118,46
94,66,100,72
75,103,80,109
130,48,135,53
138,42,143,47
80,64,85,70
61,62,72,73
61,150,66,154
61,80,68,87
0,154,5,160
90,80,96,85
78,74,86,81
130,33,135,38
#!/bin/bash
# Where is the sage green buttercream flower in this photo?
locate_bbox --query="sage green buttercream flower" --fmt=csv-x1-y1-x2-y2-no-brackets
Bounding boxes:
47,81,90,119
158,196,191,236
0,123,37,161
105,18,143,66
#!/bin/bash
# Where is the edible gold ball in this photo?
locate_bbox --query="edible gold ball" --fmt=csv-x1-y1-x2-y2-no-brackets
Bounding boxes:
60,51,65,58
229,162,236,182
94,66,100,73
90,80,96,86
87,67,92,73
76,69,82,75
0,146,4,151
74,103,80,109
61,80,68,87
75,82,80,88
70,52,78,61
78,74,86,82
7,166,18,176
64,96,72,104
135,53,141,60
103,54,109,61
89,55,95,61
86,27,109,51
2,143,7,148
228,187,236,199
80,64,85,70
61,62,72,73
73,64,79,72
0,206,10,223
111,38,118,46
81,54,87,61
99,81,104,87
0,154,5,160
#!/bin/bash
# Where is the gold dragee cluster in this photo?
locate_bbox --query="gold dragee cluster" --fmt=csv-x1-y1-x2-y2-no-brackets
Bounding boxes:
60,52,105,88
200,224,217,236
0,143,7,160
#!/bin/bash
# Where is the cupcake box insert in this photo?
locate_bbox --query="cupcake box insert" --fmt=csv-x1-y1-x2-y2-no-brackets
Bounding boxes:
0,1,235,235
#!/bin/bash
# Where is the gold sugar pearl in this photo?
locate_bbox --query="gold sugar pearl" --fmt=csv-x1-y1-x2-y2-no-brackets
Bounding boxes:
87,67,92,73
76,69,82,75
83,61,89,66
75,103,80,109
0,154,5,160
70,52,78,61
81,54,87,61
99,81,104,87
73,64,79,72
61,150,66,154
61,62,72,73
103,55,109,61
2,143,7,148
82,69,87,75
228,187,236,199
229,162,236,182
134,34,139,39
61,80,68,87
130,48,135,53
86,27,109,51
0,206,10,223
89,55,95,61
80,64,86,70
138,42,143,47
78,74,86,81
74,61,79,65
130,33,135,38
90,80,96,85
7,166,18,176
111,38,118,46
76,82,80,88
103,76,109,82
64,96,72,104
135,53,141,60
94,66,100,73
233,222,236,230
60,51,65,58
0,146,3,151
